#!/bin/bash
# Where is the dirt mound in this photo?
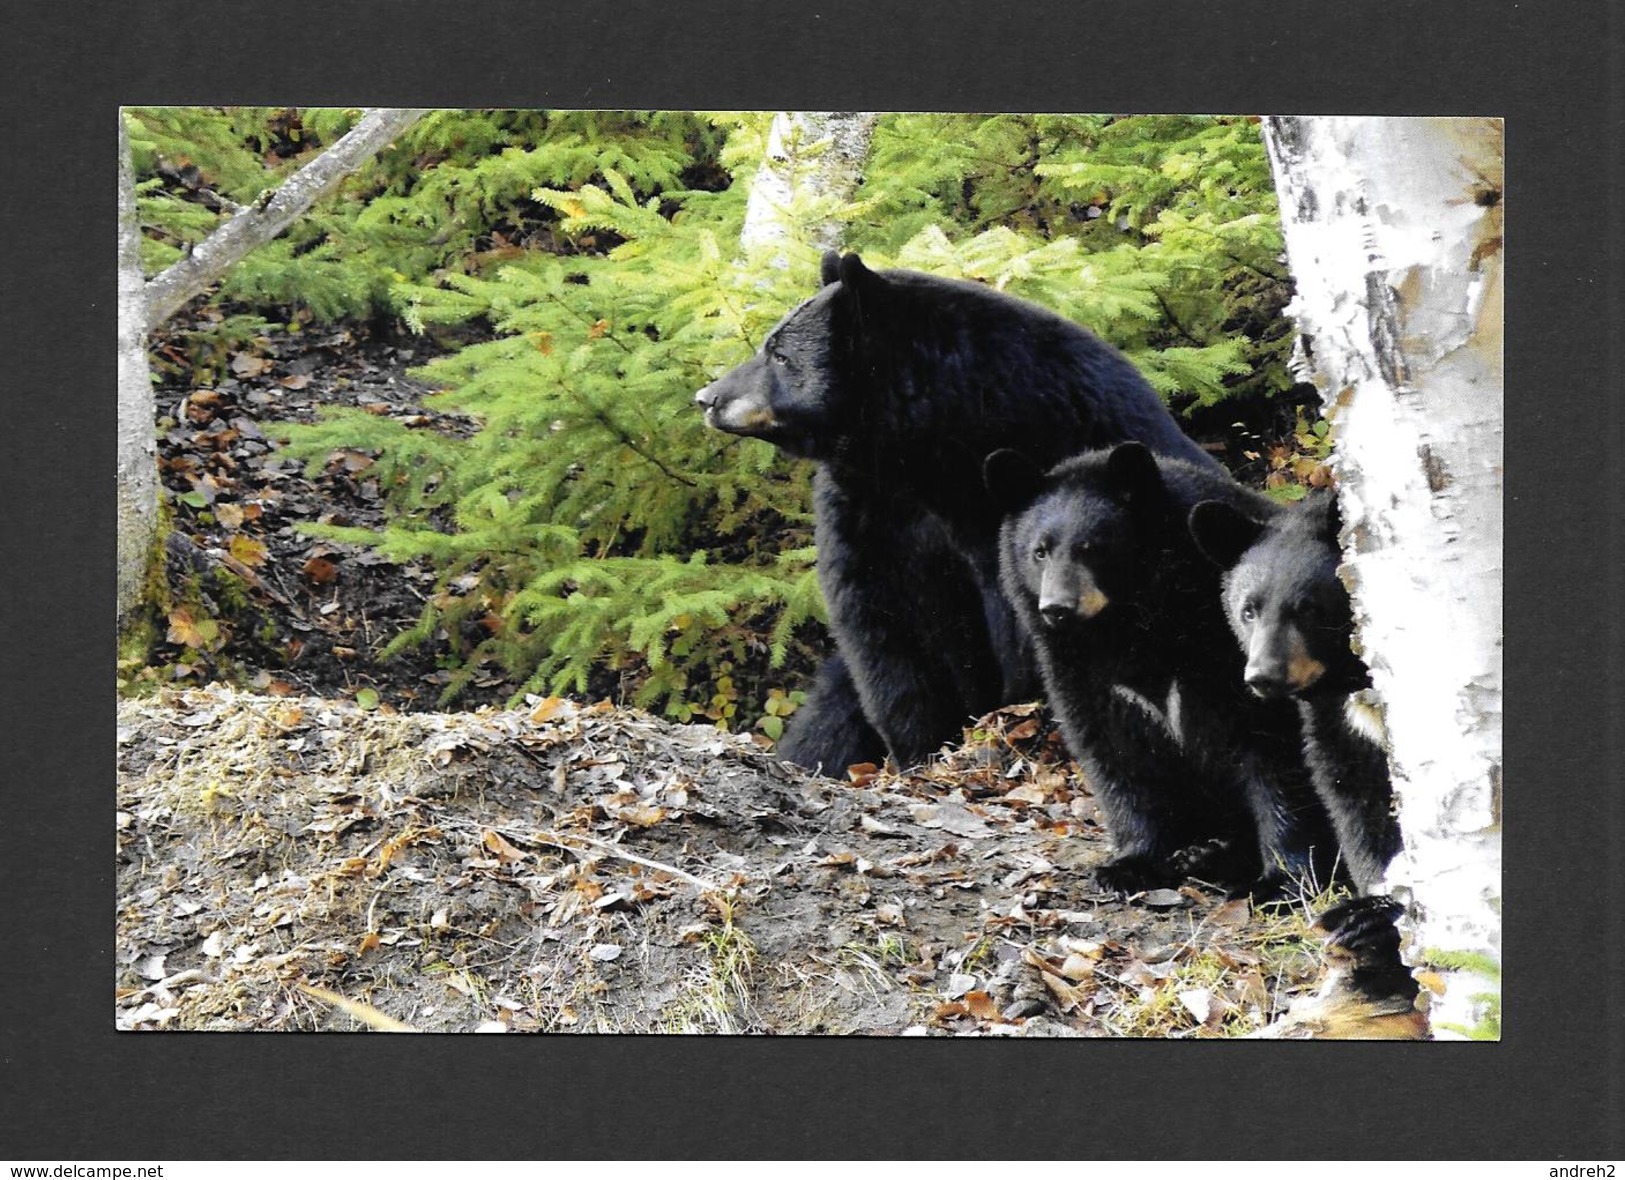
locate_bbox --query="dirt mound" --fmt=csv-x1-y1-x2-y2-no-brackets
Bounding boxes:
116,687,1344,1035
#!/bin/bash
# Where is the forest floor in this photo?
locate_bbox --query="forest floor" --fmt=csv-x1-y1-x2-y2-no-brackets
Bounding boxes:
118,313,1351,1036
137,313,517,711
117,686,1343,1035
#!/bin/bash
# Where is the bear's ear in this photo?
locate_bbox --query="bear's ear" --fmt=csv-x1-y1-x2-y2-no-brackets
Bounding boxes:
1104,442,1162,505
984,449,1046,511
1189,500,1266,569
836,252,875,289
819,250,842,288
831,252,886,331
1300,487,1342,538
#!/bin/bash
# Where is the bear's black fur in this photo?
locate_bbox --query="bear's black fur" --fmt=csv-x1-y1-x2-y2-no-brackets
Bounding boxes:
771,650,885,772
986,442,1339,897
1314,895,1419,1011
1189,489,1402,894
696,252,1219,771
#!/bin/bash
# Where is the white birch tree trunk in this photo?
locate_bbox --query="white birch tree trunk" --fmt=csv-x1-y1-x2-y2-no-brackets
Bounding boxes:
738,112,879,266
1262,116,1504,1038
117,112,159,625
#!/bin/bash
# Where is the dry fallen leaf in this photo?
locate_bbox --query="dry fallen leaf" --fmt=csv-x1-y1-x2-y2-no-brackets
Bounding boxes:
443,970,481,999
530,696,572,724
613,804,668,828
908,803,994,839
301,556,339,584
962,990,1001,1020
1139,888,1187,910
846,762,882,787
1058,953,1096,982
230,352,273,378
228,535,268,567
1209,898,1253,929
482,829,528,865
859,815,902,837
1178,988,1214,1025
1000,783,1048,805
1039,970,1089,1012
166,606,219,650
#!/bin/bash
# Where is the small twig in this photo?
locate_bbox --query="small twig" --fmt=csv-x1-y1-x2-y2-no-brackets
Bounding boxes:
582,401,698,488
298,982,418,1032
139,968,206,998
1152,290,1202,346
531,828,723,892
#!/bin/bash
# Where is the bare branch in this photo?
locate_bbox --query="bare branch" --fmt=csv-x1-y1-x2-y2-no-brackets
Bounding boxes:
141,108,426,332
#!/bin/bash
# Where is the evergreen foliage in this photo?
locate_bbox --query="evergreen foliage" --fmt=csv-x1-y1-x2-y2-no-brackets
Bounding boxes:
132,109,1298,735
855,114,1293,405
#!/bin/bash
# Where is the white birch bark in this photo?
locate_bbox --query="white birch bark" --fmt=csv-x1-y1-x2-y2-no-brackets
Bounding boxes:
117,112,159,625
1263,116,1504,1038
738,112,879,266
142,107,425,332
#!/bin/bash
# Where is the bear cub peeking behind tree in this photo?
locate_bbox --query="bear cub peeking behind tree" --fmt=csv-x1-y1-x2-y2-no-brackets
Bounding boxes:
985,442,1339,898
1188,489,1402,895
695,251,1220,773
1190,488,1417,1028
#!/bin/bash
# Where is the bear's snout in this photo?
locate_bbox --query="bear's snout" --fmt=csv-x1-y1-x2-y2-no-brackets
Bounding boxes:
1244,668,1292,700
1039,602,1072,629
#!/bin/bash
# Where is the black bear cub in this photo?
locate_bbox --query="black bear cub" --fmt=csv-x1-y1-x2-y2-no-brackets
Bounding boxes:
986,442,1338,898
1190,490,1417,1028
697,252,1220,774
1188,489,1401,895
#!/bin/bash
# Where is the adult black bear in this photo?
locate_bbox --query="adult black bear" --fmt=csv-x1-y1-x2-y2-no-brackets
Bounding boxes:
986,442,1338,897
772,651,883,773
1188,489,1402,895
696,251,1218,772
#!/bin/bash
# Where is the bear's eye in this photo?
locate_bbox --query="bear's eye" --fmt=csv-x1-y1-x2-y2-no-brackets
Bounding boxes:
1240,600,1259,623
1032,542,1049,562
767,347,788,367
